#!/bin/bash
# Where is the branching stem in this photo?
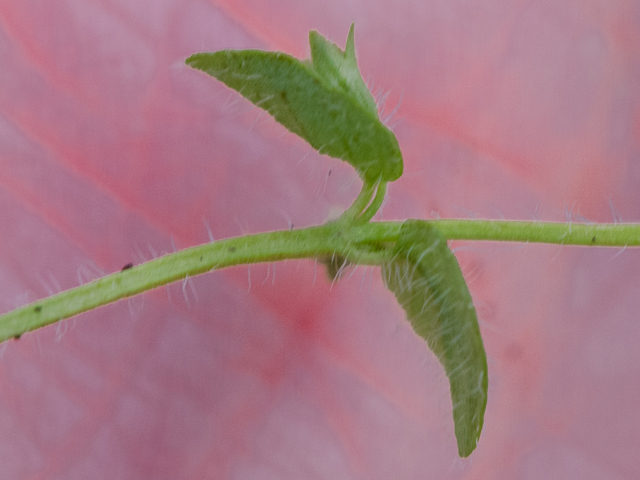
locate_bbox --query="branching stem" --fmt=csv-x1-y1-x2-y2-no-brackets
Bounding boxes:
0,218,638,343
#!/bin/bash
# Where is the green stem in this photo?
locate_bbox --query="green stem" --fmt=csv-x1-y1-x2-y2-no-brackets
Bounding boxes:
431,219,640,246
358,182,387,224
337,180,378,223
1,218,639,343
345,219,640,247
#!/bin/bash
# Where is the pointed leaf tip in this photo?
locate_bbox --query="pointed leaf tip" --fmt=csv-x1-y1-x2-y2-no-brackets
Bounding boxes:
345,23,356,58
383,220,488,457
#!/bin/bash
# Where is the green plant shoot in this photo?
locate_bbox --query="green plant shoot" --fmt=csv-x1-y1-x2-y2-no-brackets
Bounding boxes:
187,25,488,456
1,24,639,460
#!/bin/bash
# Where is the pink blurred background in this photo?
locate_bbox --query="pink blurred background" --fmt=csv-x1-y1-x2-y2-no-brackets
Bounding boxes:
1,1,639,478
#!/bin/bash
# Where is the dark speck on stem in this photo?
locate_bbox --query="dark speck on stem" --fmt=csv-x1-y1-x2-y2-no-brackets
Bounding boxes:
34,305,42,313
121,262,134,271
229,247,236,253
13,334,21,340
592,236,596,243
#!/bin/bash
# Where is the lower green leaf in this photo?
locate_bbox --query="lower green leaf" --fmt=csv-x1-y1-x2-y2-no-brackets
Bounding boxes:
382,220,488,457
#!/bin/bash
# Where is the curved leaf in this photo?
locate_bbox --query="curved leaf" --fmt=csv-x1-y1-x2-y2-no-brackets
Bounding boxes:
382,220,488,457
186,24,403,183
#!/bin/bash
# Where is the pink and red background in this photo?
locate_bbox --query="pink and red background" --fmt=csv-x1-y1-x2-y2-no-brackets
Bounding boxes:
1,1,639,478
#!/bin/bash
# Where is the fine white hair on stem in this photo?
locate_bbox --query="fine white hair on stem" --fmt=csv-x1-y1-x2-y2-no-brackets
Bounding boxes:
313,259,318,286
474,308,502,334
203,217,215,242
55,319,69,342
461,261,482,288
346,264,360,282
551,243,564,262
77,266,88,286
128,295,145,320
276,209,293,230
187,276,199,303
379,193,389,217
77,264,96,286
47,271,61,294
297,148,312,165
91,259,106,277
360,266,368,291
368,266,374,293
453,205,478,219
375,88,391,115
573,213,592,224
148,244,158,259
248,109,266,132
382,90,404,125
222,89,240,110
306,157,319,182
609,245,627,261
531,202,540,221
564,200,577,234
233,216,249,236
609,197,623,224
133,245,147,265
488,203,505,220
36,273,54,297
387,117,404,131
77,258,106,285
329,256,350,290
182,274,199,308
182,278,191,309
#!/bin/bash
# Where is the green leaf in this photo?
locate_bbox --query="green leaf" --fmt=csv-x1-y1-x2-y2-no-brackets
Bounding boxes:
382,220,488,457
185,24,403,183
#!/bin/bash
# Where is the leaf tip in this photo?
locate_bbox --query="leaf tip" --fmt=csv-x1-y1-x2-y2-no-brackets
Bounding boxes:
345,22,356,58
184,53,197,67
308,28,321,47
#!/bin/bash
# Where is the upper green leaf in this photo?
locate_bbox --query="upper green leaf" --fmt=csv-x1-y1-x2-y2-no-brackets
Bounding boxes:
185,24,403,183
382,220,488,457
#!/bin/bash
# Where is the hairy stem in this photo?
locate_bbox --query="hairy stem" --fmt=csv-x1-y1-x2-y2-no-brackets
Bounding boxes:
337,180,378,223
432,219,640,246
358,182,387,224
1,218,638,343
